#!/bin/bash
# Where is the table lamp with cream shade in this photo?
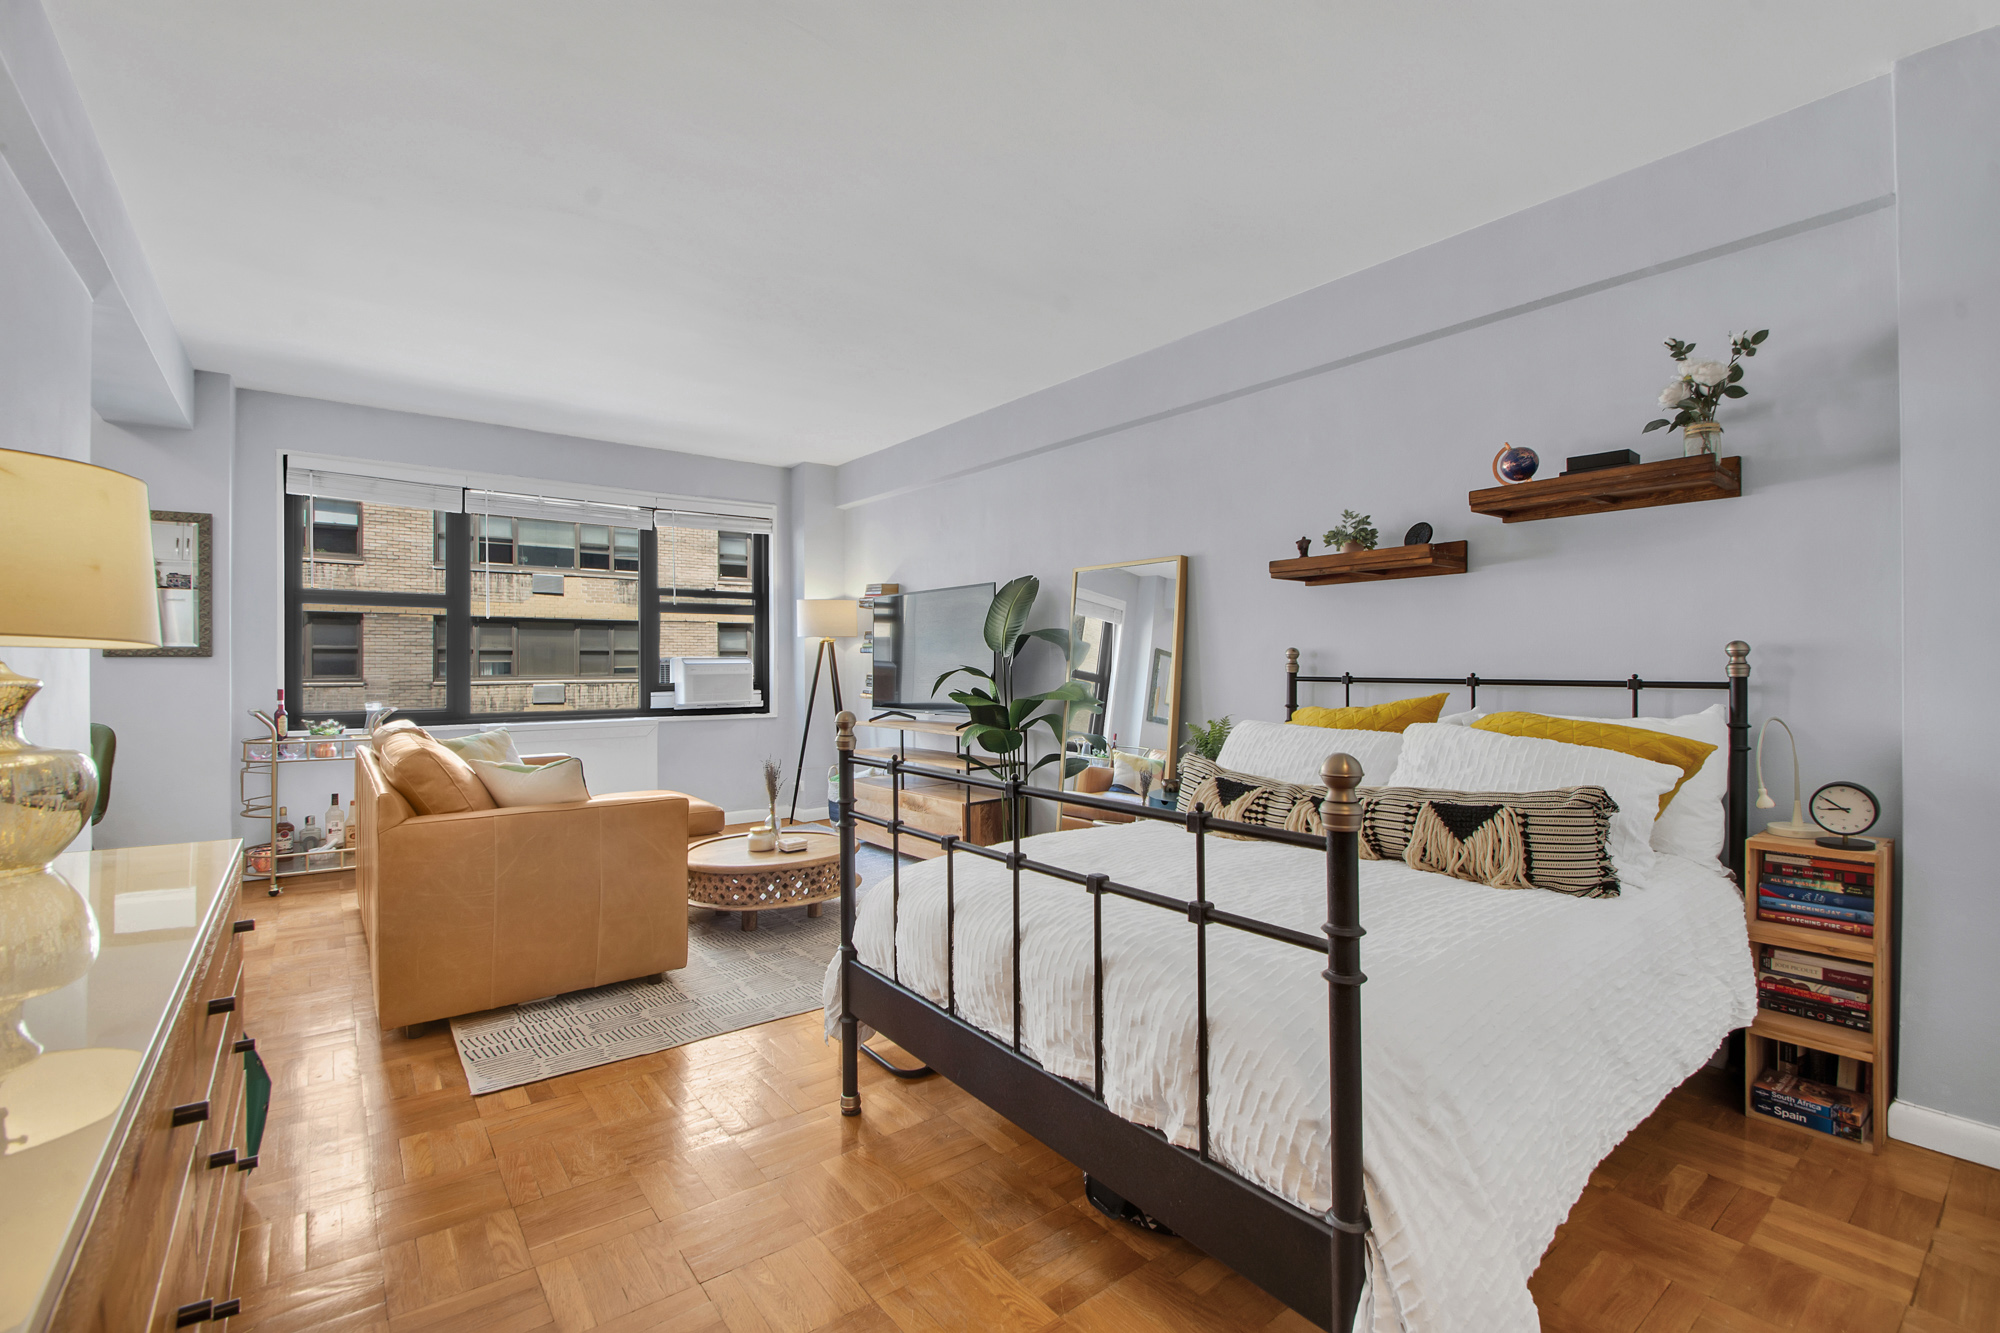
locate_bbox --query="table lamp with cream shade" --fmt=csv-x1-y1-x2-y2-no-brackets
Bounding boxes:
0,450,158,1079
789,598,862,826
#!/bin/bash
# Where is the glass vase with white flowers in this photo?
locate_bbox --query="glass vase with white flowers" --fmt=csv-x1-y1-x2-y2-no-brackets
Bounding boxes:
1643,329,1769,456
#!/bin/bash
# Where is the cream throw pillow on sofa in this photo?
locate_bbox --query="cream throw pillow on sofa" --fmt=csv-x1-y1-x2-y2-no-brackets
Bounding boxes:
467,756,590,807
440,727,519,765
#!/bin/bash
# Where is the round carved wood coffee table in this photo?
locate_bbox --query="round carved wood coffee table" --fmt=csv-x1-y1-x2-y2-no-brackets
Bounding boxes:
687,830,851,931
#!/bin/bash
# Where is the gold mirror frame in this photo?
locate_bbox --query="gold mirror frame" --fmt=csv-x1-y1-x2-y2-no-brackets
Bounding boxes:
1067,555,1188,784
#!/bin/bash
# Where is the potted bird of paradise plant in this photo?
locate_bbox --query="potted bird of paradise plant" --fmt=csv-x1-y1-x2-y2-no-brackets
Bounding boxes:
934,576,1102,830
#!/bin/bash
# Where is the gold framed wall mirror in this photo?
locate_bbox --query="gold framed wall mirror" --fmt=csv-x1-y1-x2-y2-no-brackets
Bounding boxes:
1065,556,1188,807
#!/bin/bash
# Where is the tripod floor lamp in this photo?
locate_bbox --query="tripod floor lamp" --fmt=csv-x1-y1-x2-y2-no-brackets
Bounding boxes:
790,599,862,825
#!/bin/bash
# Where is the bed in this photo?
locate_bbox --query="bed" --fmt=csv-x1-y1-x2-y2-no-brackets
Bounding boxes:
823,644,1759,1333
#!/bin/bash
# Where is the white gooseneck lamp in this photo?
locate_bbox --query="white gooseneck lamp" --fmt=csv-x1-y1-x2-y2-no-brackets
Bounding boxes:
1754,717,1817,840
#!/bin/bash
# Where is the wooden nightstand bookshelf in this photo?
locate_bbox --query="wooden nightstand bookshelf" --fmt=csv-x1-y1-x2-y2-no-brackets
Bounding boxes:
1741,831,1894,1153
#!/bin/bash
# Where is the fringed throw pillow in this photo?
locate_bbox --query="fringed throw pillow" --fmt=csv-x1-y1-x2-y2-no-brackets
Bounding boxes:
1362,785,1622,897
1174,754,1328,836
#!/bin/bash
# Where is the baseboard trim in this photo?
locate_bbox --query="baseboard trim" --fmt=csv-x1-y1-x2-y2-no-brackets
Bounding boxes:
724,808,766,826
1889,1099,2000,1169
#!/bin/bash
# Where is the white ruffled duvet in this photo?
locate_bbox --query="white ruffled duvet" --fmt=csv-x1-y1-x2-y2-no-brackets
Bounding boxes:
822,820,1754,1332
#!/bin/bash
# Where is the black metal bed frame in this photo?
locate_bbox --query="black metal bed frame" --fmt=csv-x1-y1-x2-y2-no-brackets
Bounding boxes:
834,641,1752,1331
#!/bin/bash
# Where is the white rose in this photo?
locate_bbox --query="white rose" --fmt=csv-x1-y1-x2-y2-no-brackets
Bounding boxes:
1659,383,1690,407
1686,360,1729,386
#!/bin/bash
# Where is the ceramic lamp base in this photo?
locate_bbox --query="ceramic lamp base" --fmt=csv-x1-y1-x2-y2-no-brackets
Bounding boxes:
1761,821,1819,841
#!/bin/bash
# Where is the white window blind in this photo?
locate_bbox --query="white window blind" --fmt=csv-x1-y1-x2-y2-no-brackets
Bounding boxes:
465,490,655,531
285,467,465,514
282,454,776,534
1074,589,1127,626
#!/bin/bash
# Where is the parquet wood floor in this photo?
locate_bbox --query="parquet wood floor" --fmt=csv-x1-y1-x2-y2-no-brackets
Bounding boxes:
228,878,1998,1333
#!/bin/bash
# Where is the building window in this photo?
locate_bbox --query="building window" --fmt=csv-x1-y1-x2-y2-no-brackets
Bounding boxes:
718,532,751,580
305,613,362,679
477,623,515,676
287,486,769,724
309,499,361,556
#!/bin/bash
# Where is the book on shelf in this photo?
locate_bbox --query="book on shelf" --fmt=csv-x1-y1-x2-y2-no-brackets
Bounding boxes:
1762,852,1875,884
1759,971,1869,1005
1757,893,1873,925
1759,879,1875,911
1753,1069,1870,1141
1758,989,1872,1031
1760,945,1872,991
1756,905,1874,937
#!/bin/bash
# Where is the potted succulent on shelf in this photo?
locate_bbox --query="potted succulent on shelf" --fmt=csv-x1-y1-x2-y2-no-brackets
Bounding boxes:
1644,329,1770,456
1323,511,1379,555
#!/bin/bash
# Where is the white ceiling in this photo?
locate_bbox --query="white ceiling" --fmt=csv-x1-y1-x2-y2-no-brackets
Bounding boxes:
43,2,2000,467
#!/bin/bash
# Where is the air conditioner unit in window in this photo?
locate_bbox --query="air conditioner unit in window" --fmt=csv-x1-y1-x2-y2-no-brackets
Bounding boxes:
668,657,761,709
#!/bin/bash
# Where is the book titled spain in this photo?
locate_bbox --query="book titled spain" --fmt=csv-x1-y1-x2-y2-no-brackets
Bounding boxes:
1752,1088,1868,1141
1752,904,1872,932
1753,1069,1870,1137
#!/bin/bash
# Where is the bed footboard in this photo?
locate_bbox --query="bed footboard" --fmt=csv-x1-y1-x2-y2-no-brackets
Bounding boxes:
833,712,1368,1332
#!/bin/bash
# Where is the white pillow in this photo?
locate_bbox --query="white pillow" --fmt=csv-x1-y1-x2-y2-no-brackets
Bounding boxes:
1217,720,1405,789
467,756,590,807
1550,705,1729,864
1390,723,1681,880
438,727,520,765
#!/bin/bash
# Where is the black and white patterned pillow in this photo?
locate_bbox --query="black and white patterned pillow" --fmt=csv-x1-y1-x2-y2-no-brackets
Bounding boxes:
1174,754,1326,834
1362,785,1621,898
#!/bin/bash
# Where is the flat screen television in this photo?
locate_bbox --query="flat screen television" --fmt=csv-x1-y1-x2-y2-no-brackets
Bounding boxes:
869,582,996,713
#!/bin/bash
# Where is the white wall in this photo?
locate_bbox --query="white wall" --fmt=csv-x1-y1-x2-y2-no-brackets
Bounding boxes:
0,148,96,837
89,371,235,847
835,72,2000,1128
1893,28,2000,1155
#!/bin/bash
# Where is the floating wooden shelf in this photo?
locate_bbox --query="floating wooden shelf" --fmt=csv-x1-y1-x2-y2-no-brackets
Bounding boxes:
1468,454,1741,524
1269,540,1467,586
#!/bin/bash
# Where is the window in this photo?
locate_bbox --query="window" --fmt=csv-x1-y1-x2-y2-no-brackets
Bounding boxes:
476,515,516,564
305,613,361,678
718,532,751,580
310,500,360,556
286,479,769,724
518,519,575,569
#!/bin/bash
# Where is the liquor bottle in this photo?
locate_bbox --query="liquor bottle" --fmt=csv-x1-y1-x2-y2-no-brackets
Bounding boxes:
300,815,322,851
275,806,294,853
274,688,288,737
323,793,345,850
345,800,358,848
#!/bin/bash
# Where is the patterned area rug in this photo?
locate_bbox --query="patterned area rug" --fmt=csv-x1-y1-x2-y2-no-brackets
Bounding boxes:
449,842,904,1094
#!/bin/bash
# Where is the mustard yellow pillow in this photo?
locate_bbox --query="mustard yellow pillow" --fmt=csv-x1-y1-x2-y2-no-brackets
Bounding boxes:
1470,712,1717,815
1291,693,1449,734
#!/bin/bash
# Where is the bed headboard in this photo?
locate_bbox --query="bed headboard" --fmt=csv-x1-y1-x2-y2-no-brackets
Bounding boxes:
1284,641,1752,882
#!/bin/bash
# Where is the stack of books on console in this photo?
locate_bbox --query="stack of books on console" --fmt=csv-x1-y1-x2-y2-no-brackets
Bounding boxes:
1756,944,1872,1032
1756,850,1875,938
1752,1066,1870,1142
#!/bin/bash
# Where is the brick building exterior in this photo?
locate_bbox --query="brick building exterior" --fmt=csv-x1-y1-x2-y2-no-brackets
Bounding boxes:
300,502,753,718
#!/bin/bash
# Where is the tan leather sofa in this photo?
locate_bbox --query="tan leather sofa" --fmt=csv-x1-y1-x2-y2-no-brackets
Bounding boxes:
354,743,725,1031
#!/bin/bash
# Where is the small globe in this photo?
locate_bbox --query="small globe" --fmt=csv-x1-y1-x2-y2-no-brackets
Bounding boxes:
1494,445,1539,484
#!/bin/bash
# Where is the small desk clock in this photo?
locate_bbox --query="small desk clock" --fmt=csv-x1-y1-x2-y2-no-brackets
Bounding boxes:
1810,780,1880,850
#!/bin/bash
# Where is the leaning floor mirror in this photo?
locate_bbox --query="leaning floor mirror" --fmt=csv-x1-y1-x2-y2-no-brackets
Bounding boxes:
1063,556,1187,818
